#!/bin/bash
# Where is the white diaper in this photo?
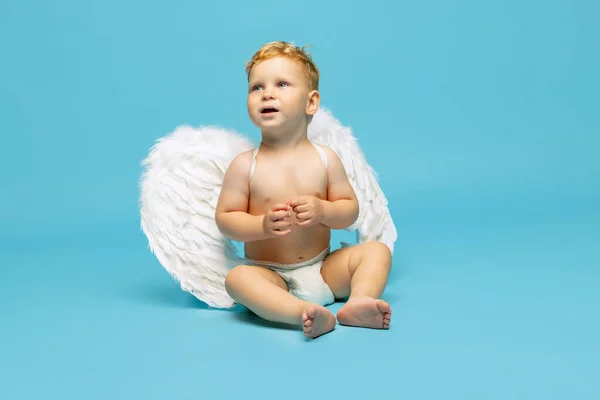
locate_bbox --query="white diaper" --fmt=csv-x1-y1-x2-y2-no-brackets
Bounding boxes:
244,247,335,306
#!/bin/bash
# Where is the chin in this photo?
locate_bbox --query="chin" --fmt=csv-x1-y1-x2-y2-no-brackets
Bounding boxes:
256,116,285,129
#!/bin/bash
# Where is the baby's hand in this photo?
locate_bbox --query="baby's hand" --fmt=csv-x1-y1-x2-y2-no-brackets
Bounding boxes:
288,196,324,227
262,203,293,237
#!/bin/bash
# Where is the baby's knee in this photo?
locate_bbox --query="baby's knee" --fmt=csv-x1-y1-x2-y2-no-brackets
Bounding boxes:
225,265,251,294
364,241,392,262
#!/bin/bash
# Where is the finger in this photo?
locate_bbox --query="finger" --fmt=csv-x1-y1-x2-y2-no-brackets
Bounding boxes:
271,203,291,212
272,229,291,236
295,213,313,224
295,219,314,227
295,212,312,221
292,206,310,215
270,210,291,220
273,220,292,229
288,197,308,207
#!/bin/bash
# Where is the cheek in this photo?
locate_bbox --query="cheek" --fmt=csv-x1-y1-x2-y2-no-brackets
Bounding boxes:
281,93,301,107
291,96,307,113
247,96,256,111
246,99,257,121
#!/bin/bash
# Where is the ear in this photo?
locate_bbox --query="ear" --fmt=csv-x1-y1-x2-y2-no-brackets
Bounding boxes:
305,90,320,116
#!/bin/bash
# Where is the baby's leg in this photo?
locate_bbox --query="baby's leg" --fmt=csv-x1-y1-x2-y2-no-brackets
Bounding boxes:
320,242,392,329
225,265,336,338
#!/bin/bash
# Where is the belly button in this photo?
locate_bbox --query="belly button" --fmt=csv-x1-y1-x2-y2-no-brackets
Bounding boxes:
298,256,304,261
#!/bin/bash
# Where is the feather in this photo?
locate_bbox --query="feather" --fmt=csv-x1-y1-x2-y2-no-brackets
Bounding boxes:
308,108,398,254
139,124,254,308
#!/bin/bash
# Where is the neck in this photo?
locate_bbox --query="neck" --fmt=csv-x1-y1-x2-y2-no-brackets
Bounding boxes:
260,125,309,149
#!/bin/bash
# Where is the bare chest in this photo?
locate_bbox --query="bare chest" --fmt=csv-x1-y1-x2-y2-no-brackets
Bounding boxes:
249,158,327,209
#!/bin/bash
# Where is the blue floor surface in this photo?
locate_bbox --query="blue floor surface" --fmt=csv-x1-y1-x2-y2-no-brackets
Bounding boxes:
2,194,598,399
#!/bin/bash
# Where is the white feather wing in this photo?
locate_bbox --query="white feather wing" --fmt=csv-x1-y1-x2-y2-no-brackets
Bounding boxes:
308,108,398,254
139,125,254,308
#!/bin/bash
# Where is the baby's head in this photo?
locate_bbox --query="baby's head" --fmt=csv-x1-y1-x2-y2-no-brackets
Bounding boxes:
246,41,319,91
245,41,320,135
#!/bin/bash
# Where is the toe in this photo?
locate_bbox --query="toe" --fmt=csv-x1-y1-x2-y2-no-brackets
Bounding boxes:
303,319,313,328
306,305,317,318
302,312,309,322
376,300,391,314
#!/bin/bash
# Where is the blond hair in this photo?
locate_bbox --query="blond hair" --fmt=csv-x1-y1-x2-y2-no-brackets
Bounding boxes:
245,41,320,91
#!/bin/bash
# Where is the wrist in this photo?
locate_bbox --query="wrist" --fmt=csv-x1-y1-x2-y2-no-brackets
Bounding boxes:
217,211,270,242
260,214,270,238
318,199,332,224
256,214,271,240
318,198,358,229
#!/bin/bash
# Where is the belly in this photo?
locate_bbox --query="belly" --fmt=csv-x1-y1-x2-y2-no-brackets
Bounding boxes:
244,224,331,264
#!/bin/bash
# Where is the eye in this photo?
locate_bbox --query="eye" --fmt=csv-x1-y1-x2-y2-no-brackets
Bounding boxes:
278,82,289,88
251,85,263,91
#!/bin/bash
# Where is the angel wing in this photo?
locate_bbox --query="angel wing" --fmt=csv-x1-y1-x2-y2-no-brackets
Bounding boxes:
308,108,398,254
139,108,397,309
139,124,254,308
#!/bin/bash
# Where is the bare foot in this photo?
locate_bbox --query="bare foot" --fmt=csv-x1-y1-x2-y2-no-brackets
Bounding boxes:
336,296,392,329
301,305,336,339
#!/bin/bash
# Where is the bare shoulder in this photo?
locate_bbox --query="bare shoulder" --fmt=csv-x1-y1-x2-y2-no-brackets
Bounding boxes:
315,144,353,185
317,144,356,200
226,149,255,176
216,149,255,214
316,145,345,172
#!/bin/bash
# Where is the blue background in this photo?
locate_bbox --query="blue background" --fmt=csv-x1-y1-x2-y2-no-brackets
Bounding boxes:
1,0,598,399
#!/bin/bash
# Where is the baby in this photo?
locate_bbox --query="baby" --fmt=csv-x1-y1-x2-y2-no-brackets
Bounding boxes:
215,41,392,339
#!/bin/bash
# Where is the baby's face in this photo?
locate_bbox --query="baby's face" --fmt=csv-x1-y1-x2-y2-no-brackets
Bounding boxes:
247,57,316,133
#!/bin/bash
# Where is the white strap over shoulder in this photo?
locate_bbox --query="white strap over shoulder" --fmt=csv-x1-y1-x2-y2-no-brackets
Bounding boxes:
310,141,329,169
248,147,259,181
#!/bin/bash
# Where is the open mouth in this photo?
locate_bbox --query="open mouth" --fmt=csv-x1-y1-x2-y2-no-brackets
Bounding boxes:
260,107,279,114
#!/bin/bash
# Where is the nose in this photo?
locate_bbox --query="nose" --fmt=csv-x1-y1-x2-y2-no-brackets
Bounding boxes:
262,88,274,101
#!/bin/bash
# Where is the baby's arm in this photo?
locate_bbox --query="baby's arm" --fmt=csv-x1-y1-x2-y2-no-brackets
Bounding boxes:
215,152,267,242
320,148,359,229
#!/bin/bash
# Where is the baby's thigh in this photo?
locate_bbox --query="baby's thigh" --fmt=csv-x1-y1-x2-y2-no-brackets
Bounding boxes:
226,265,288,292
320,247,355,299
320,243,388,298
